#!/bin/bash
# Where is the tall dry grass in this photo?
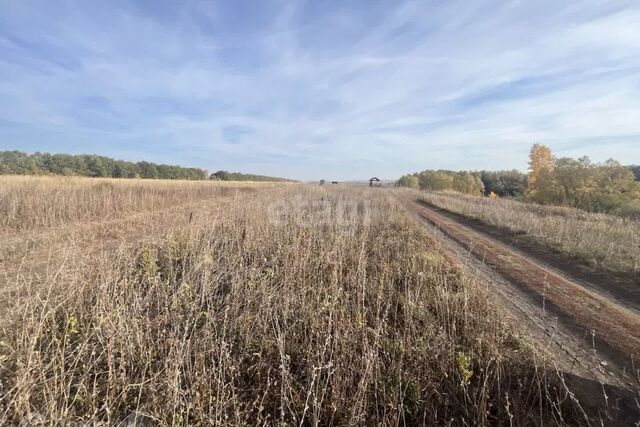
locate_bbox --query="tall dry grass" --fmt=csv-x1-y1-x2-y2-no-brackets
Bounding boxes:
0,175,281,233
0,186,583,425
418,190,640,276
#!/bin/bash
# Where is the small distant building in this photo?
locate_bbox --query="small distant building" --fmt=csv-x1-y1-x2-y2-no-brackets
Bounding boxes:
369,177,381,187
319,179,325,185
331,181,339,184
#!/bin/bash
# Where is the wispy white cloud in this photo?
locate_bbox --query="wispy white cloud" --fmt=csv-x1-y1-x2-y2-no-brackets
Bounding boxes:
0,0,639,179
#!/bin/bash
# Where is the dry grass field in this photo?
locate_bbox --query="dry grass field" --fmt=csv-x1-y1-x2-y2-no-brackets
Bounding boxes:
0,177,621,425
418,191,640,277
0,175,283,233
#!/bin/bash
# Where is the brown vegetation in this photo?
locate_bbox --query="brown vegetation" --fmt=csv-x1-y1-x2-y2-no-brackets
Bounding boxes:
402,193,640,360
0,181,587,425
418,190,640,276
0,175,281,233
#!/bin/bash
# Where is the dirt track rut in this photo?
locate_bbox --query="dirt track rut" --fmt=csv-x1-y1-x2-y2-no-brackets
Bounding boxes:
396,193,640,425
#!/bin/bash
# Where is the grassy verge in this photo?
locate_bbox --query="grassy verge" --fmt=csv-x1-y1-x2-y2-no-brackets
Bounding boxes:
0,187,582,424
418,190,640,277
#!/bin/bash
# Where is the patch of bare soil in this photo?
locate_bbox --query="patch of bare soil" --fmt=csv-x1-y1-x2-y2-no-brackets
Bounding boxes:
396,193,640,425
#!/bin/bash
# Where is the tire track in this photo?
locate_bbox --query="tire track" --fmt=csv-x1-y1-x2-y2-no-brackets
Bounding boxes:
395,192,640,424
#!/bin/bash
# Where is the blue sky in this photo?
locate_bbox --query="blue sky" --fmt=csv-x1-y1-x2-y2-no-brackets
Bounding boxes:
1,0,639,180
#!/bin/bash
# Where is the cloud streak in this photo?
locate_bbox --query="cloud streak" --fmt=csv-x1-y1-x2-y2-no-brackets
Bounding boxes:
1,0,639,179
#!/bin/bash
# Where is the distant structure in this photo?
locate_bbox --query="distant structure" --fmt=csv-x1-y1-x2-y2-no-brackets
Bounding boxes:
331,181,339,184
369,177,381,187
319,179,325,185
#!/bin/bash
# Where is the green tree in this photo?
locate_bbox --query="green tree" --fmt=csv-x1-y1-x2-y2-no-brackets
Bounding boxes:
480,170,527,197
453,172,484,195
136,161,159,179
209,170,291,182
0,150,209,180
396,174,419,189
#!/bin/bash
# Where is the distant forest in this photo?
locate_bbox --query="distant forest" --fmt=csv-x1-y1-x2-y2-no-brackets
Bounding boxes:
397,145,640,217
209,170,294,182
0,151,292,182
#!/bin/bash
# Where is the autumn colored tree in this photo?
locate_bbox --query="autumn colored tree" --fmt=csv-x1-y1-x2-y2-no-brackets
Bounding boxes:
405,175,419,189
396,144,640,216
527,144,554,201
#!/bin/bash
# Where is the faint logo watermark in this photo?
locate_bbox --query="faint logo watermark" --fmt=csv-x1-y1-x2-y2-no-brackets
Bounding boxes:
265,193,372,228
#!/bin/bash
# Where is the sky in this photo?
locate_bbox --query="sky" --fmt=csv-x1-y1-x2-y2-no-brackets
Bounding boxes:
1,0,639,180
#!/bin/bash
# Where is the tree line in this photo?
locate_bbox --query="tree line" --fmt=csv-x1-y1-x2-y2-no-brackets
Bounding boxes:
0,151,208,180
0,151,292,182
526,144,639,216
209,170,294,182
397,144,640,217
397,169,528,197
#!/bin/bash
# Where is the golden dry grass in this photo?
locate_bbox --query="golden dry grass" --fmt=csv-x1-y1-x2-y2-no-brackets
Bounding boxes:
0,181,593,424
417,190,640,276
0,175,286,233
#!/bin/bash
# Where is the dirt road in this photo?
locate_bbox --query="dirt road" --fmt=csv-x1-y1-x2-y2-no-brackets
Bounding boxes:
395,192,640,424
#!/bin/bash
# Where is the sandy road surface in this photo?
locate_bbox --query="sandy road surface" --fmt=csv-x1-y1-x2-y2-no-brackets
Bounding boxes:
395,192,640,425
